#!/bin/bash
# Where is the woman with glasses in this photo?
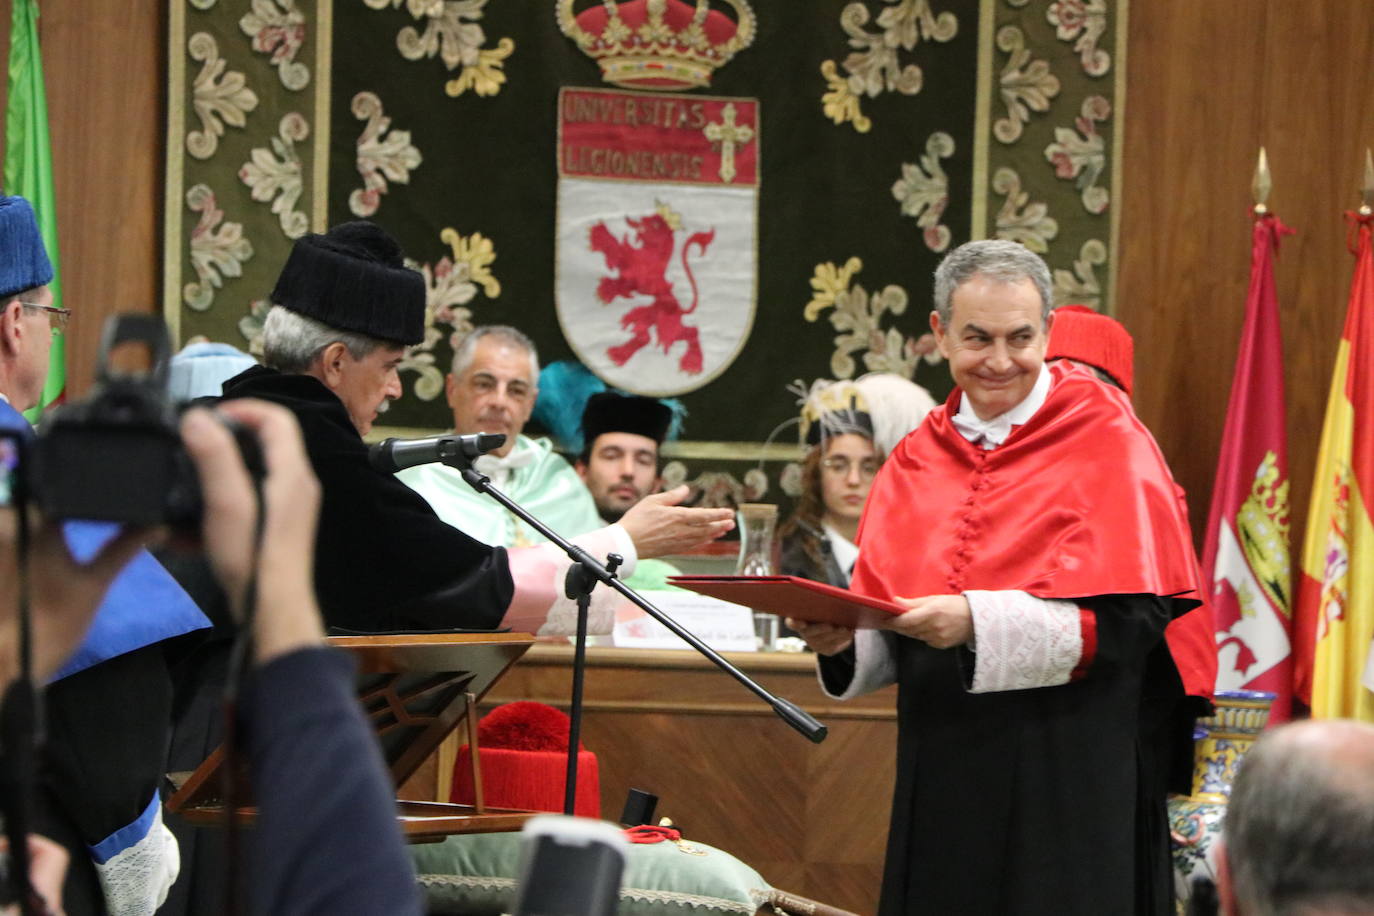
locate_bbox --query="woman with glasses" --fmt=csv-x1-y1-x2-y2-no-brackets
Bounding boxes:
778,374,934,589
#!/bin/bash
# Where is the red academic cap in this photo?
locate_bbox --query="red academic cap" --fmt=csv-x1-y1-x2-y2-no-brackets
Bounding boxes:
1046,304,1134,396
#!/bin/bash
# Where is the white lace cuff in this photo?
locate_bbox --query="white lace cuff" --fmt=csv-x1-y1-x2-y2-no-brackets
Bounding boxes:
965,590,1084,693
91,793,181,916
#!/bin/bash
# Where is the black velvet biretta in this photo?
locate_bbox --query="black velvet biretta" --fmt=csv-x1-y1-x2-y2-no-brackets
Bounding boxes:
581,391,673,446
270,221,425,345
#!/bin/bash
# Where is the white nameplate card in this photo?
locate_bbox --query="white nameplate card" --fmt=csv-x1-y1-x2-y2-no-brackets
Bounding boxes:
612,591,757,652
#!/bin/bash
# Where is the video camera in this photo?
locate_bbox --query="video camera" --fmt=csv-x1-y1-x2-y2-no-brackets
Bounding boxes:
17,314,260,526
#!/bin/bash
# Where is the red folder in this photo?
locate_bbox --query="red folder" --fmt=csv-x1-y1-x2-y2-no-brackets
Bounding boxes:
666,575,904,629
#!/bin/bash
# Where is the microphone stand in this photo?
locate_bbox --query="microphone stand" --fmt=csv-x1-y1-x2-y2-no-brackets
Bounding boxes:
440,452,827,816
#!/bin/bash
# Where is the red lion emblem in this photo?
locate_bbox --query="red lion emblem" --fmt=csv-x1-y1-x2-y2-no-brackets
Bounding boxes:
588,203,715,374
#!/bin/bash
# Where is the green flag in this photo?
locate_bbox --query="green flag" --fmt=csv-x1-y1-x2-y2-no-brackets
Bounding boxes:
5,0,64,421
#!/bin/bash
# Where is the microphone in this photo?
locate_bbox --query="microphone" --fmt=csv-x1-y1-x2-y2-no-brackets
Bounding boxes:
368,433,506,473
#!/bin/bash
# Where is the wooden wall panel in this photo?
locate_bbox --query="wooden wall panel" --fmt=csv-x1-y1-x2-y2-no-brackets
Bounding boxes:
1120,1,1374,559
0,0,163,400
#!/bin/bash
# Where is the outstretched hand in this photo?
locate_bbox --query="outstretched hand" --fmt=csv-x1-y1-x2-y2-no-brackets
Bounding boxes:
882,594,972,649
617,484,734,558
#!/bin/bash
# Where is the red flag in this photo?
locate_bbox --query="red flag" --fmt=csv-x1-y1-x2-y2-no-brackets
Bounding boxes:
1293,212,1374,720
1201,212,1295,720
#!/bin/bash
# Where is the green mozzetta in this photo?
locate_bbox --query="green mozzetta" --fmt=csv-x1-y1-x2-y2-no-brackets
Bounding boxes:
398,435,603,547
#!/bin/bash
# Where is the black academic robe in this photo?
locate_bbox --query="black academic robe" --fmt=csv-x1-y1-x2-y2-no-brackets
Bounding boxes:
821,595,1177,916
220,366,513,632
779,525,849,589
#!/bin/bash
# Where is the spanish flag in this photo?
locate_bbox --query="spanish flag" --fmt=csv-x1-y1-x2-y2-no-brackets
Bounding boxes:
1293,211,1374,720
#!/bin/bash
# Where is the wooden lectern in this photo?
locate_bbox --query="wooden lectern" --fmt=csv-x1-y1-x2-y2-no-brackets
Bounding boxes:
167,632,537,842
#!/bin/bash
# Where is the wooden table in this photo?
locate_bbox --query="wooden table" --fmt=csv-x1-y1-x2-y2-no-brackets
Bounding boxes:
432,644,899,916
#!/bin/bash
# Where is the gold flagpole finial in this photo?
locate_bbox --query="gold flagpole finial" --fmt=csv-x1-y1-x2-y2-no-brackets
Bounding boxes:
1252,147,1271,215
1361,149,1374,216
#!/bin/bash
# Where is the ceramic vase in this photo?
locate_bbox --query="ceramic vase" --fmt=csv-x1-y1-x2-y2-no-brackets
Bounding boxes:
1167,689,1275,911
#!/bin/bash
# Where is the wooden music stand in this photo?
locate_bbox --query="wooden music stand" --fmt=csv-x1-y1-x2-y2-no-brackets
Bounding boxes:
167,632,537,842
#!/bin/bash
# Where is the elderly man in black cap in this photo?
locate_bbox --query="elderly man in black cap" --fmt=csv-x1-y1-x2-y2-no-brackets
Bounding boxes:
221,221,713,636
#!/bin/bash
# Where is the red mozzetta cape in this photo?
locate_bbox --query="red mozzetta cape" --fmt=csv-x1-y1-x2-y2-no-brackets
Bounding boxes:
852,362,1215,698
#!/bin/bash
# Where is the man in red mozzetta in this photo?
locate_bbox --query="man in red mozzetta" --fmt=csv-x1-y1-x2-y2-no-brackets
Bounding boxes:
789,240,1207,916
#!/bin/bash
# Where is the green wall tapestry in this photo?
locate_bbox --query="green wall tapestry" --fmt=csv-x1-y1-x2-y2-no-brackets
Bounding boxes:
164,0,1124,507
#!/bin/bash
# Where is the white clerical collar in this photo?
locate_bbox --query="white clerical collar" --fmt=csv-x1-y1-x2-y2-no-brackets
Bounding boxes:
471,434,537,485
951,363,1051,450
0,392,8,406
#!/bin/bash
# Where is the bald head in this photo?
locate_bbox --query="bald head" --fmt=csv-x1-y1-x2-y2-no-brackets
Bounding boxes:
1224,720,1374,915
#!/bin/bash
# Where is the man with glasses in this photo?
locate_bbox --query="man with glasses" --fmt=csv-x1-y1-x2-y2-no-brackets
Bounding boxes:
0,194,207,913
0,239,66,415
20,299,70,331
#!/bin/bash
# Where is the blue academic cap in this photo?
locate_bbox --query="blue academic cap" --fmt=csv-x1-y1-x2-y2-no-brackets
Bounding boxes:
0,195,54,300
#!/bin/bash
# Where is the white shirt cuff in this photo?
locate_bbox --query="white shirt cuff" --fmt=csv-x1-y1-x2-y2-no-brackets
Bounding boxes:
965,589,1083,693
605,523,638,577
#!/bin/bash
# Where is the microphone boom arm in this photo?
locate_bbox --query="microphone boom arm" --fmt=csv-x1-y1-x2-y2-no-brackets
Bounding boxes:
443,454,827,745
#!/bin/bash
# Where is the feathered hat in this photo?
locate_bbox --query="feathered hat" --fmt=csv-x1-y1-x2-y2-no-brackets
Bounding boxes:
797,373,936,457
798,379,872,447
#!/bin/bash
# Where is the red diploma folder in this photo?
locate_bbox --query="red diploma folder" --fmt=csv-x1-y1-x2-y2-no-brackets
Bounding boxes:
666,575,904,629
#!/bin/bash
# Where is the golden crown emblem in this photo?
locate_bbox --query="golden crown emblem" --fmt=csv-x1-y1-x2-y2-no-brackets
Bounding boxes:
1237,450,1291,614
557,0,757,91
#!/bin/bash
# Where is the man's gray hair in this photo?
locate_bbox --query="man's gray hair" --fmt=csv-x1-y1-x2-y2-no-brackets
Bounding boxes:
932,239,1053,327
4,286,39,307
1225,720,1374,916
260,305,388,374
451,325,539,381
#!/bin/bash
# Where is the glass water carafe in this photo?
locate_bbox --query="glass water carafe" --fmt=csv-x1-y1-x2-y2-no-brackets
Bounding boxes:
735,503,779,649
